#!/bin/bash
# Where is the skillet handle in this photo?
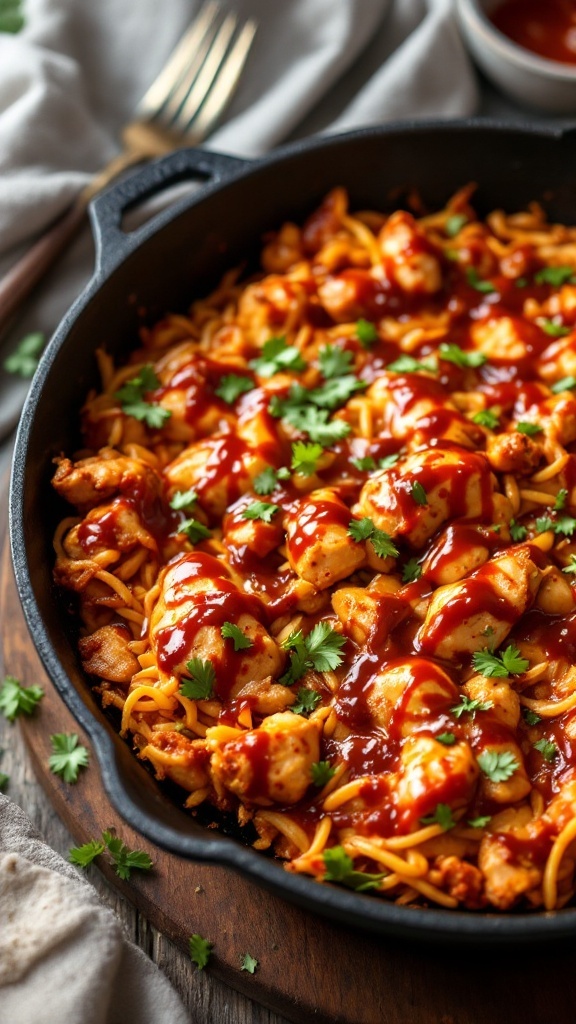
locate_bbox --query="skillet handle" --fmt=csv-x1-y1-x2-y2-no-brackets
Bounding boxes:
90,148,248,277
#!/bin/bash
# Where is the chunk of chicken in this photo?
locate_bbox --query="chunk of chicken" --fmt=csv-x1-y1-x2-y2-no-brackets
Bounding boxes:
485,431,543,475
52,448,163,513
417,546,542,661
378,211,443,294
208,711,321,806
478,832,542,910
78,623,141,683
421,511,512,587
477,738,531,804
367,374,482,451
285,489,366,591
331,579,405,645
356,447,497,549
428,855,486,909
141,731,211,793
150,552,284,690
366,658,459,732
470,316,543,363
237,275,310,346
395,735,478,830
163,433,268,520
462,674,521,731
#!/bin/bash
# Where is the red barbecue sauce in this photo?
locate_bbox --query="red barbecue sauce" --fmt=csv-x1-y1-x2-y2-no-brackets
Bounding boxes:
491,0,576,65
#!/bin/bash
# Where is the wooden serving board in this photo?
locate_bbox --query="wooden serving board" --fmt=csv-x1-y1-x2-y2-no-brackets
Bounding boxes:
3,524,576,1024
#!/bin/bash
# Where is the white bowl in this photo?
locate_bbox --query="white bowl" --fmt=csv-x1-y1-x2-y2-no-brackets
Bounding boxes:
456,0,576,113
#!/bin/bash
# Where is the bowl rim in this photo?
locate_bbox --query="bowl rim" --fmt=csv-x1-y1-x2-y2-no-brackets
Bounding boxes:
456,0,576,81
10,118,576,943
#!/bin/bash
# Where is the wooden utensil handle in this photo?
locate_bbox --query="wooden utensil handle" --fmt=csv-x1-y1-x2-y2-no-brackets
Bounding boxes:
0,194,89,336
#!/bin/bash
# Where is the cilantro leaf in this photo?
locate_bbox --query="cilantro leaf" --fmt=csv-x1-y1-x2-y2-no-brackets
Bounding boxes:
323,846,385,891
533,738,558,762
169,488,198,511
445,214,468,237
509,519,528,542
290,687,322,717
3,332,45,377
551,376,576,394
420,803,455,831
516,421,543,436
437,732,456,746
220,622,253,651
250,336,306,377
178,518,212,543
291,441,324,475
563,555,576,574
554,489,568,512
48,733,89,784
69,839,105,869
269,390,351,444
535,516,554,534
0,772,9,791
102,830,153,880
537,318,571,337
351,456,376,471
180,659,216,700
0,676,44,721
347,517,398,558
242,501,280,523
472,644,529,678
114,365,171,428
253,467,282,495
304,622,347,672
379,453,401,469
451,694,494,719
318,345,354,379
439,342,487,368
468,815,491,828
189,934,213,970
472,408,499,429
554,515,576,537
411,481,428,506
240,953,258,974
387,354,437,374
308,375,367,409
215,374,254,404
311,760,337,786
402,558,422,583
523,708,542,726
356,319,378,347
477,749,519,783
465,267,496,293
535,265,576,287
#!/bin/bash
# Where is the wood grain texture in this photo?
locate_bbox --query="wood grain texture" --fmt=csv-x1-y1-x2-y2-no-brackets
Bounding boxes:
4,502,576,1024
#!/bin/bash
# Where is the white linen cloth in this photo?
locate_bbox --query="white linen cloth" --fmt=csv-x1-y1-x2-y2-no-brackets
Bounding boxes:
0,1,480,1020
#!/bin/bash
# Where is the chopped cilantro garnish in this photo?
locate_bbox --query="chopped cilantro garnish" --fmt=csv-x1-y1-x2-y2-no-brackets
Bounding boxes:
215,374,254,404
178,518,211,543
523,707,542,726
537,318,571,337
411,481,428,506
220,622,253,651
242,501,280,523
445,213,468,237
253,466,290,494
555,515,576,537
351,456,377,472
318,345,354,379
533,738,558,762
356,319,378,347
281,621,346,685
290,687,322,717
516,421,543,436
308,375,367,409
387,354,437,374
291,440,324,475
477,749,519,783
269,389,351,444
311,760,337,786
323,846,385,891
554,489,568,512
69,839,105,869
420,803,456,831
563,555,576,574
437,731,456,746
439,342,487,368
180,659,216,700
451,694,494,719
472,408,499,429
347,517,398,558
170,488,198,511
509,519,528,542
250,335,307,377
465,267,496,293
472,644,529,678
402,558,422,583
3,331,45,377
240,953,258,974
48,733,89,784
114,365,171,428
102,829,153,880
468,815,491,829
551,376,576,394
189,934,213,970
535,516,554,534
0,676,44,721
379,453,401,469
0,772,9,791
534,265,576,287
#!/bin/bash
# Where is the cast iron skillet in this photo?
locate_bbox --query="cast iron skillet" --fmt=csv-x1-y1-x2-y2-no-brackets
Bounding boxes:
10,121,576,944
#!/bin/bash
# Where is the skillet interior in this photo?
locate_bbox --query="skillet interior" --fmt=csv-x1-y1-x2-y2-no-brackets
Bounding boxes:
11,121,576,942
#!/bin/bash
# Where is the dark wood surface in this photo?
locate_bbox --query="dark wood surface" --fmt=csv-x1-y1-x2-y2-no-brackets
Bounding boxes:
4,497,576,1024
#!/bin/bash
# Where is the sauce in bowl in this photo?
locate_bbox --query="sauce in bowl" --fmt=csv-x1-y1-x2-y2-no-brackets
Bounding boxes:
490,0,576,65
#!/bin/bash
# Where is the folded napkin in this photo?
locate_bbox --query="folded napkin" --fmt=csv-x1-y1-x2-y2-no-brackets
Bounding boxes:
0,0,480,1019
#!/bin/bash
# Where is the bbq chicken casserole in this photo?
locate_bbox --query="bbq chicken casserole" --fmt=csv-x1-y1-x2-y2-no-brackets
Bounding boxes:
52,185,576,911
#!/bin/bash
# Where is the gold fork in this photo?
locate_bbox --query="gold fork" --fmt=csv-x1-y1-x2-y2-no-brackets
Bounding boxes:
0,2,256,334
